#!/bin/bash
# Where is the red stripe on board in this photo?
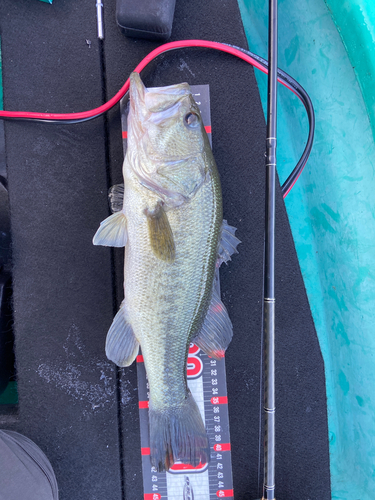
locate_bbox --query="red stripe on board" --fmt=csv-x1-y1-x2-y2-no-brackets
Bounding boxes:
144,494,161,500
169,461,207,471
211,396,228,405
139,401,149,409
141,447,150,455
216,489,234,498
137,355,144,363
122,131,128,138
205,125,212,133
214,443,231,452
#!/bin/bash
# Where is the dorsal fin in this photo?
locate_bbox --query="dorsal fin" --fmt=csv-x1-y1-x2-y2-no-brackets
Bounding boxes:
192,269,233,360
192,220,240,358
217,219,241,266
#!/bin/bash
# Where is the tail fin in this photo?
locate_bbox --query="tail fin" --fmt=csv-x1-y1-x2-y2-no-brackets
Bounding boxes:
149,391,210,472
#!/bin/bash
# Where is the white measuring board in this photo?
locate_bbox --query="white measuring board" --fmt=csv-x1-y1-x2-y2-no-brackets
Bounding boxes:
121,85,234,500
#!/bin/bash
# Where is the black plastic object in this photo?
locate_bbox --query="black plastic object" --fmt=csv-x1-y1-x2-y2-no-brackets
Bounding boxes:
0,123,10,271
116,0,176,40
0,272,14,398
0,117,15,400
0,430,59,500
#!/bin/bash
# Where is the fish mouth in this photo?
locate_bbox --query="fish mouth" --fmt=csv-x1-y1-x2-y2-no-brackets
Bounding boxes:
128,73,206,207
130,72,146,98
129,73,147,122
130,72,192,114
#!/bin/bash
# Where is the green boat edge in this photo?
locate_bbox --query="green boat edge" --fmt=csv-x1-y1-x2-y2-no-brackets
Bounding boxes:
238,0,375,498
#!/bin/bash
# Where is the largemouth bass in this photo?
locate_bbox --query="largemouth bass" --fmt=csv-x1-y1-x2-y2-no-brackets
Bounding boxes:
93,73,240,471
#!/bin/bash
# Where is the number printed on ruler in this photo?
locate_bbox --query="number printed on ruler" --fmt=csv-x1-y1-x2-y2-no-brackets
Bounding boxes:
137,344,234,500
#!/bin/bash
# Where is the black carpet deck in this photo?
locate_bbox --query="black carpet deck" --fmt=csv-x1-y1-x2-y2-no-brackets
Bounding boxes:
0,0,330,499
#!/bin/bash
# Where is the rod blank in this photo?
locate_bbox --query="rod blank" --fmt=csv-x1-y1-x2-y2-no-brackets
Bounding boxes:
262,0,278,498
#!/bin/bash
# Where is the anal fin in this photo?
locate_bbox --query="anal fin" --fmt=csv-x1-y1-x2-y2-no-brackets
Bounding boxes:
105,302,139,367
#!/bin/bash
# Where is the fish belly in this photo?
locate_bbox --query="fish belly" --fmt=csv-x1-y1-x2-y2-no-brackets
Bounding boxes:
123,171,220,470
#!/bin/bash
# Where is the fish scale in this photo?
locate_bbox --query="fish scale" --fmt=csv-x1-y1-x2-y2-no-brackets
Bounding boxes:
93,76,239,475
119,84,236,498
123,154,221,411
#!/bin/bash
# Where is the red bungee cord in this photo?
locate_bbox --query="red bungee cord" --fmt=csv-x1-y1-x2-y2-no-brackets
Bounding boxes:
0,40,297,122
0,40,313,197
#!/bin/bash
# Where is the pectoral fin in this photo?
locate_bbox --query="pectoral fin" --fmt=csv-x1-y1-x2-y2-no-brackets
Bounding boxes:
145,203,175,262
93,211,128,247
192,269,233,360
106,302,139,367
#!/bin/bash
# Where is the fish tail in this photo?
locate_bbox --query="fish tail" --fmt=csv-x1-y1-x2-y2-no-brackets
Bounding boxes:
149,391,210,472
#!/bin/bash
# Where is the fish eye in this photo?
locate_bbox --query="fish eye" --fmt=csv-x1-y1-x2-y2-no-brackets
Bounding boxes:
184,112,200,128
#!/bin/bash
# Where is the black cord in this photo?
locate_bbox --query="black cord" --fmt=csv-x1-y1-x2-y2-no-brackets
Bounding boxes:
225,44,315,196
1,115,102,124
3,44,314,196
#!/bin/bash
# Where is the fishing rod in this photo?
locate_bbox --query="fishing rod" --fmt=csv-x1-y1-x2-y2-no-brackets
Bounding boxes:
261,0,278,499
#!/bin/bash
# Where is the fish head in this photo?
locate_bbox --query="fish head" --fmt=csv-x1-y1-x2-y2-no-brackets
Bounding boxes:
127,72,210,207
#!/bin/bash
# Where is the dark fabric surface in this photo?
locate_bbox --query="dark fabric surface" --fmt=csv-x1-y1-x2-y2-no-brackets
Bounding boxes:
0,2,123,500
0,0,330,499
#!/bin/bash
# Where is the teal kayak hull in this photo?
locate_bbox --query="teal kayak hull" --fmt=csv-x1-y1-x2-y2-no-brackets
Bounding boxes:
238,1,375,498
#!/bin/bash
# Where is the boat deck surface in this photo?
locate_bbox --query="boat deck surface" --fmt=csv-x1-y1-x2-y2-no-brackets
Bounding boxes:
0,1,330,499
